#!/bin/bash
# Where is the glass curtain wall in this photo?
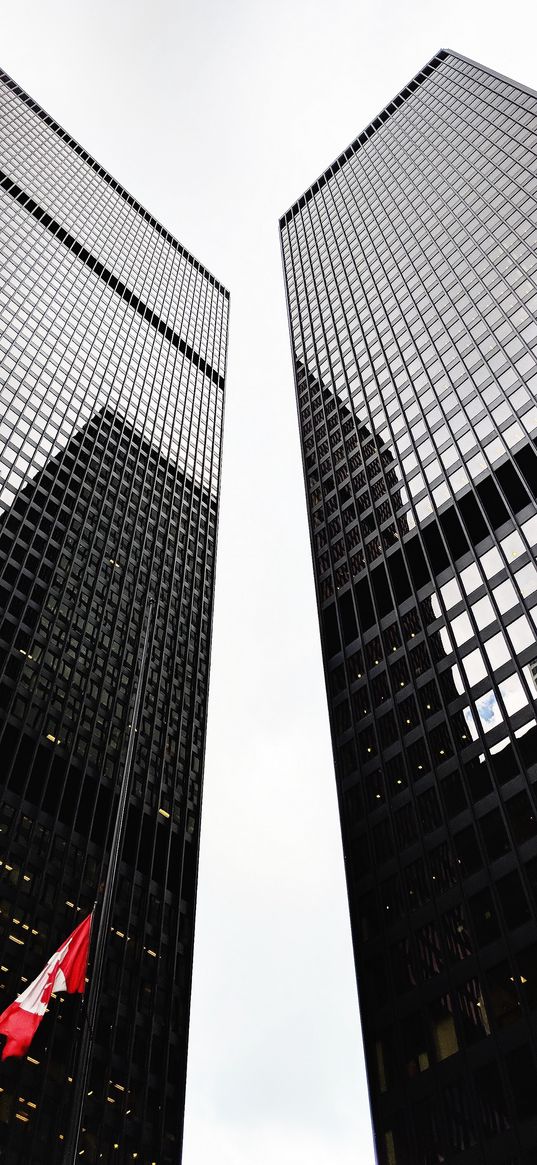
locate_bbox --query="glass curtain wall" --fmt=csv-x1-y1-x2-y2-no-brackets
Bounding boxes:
281,49,537,1165
0,67,228,1165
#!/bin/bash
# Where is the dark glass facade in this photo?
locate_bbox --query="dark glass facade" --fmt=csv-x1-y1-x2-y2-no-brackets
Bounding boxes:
281,50,537,1165
0,68,228,1163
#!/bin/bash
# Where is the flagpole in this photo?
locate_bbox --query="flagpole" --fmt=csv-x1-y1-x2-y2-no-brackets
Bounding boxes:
62,595,155,1165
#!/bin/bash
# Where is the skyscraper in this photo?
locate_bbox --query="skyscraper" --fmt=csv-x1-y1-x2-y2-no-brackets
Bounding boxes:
281,50,537,1165
0,66,228,1162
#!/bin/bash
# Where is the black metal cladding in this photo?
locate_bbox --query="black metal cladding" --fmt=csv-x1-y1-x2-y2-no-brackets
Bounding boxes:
0,69,228,1164
281,50,537,1165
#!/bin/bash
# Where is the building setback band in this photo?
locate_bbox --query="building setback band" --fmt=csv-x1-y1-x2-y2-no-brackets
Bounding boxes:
0,168,224,390
282,49,537,1165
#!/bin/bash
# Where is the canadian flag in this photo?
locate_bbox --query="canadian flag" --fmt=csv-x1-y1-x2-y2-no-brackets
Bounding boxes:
0,913,92,1060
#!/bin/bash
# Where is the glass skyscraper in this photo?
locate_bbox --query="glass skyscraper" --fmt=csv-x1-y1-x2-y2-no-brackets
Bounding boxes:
0,67,228,1162
281,50,537,1165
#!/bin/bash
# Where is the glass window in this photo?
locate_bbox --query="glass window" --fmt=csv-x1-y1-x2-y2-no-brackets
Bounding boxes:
463,648,487,685
504,421,524,448
493,579,518,614
449,467,469,492
475,689,504,732
480,808,510,861
500,530,525,562
457,977,490,1044
474,1062,510,1137
454,825,482,874
471,595,495,630
441,442,459,469
507,615,535,654
452,612,473,645
430,994,458,1061
440,577,462,610
522,405,537,434
468,886,500,945
401,1012,430,1078
460,562,482,595
468,451,487,476
518,946,537,1012
503,793,537,848
485,437,505,464
499,673,528,716
433,481,450,506
485,632,511,669
475,416,494,440
505,1045,537,1118
480,547,503,577
416,496,433,520
522,514,537,547
515,560,537,597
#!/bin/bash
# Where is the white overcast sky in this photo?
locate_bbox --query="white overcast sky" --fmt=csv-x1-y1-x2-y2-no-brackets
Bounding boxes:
1,2,537,1162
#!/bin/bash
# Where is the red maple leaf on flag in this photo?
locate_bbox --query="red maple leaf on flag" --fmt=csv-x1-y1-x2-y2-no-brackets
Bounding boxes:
0,913,92,1060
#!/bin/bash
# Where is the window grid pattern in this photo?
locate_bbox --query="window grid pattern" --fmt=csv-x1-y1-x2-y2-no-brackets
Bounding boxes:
0,69,228,1164
282,50,537,1165
0,70,227,376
